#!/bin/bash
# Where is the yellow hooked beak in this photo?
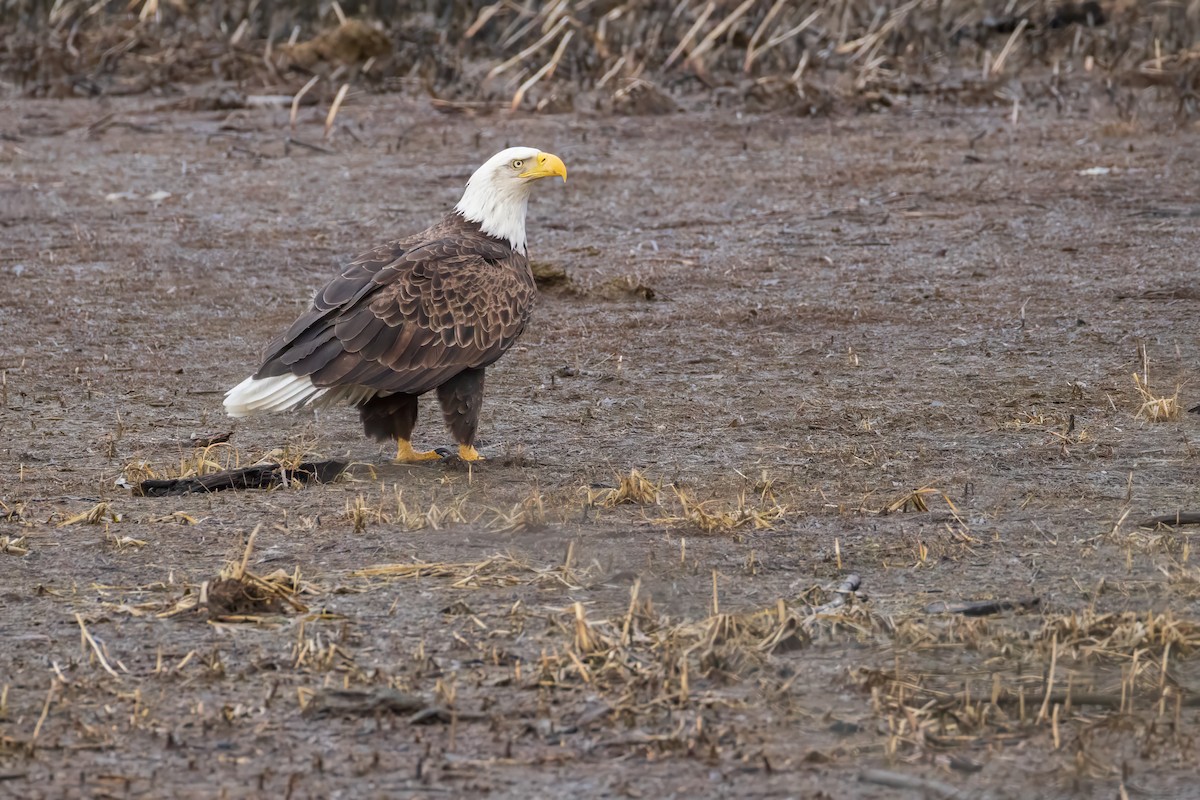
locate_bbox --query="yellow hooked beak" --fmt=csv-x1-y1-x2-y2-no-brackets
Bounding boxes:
520,152,567,183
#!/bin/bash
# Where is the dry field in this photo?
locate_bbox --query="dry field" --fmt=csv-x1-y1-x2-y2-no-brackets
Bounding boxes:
2,5,1200,798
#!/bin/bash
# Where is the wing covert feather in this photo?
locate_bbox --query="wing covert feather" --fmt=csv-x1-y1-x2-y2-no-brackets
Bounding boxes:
253,215,535,398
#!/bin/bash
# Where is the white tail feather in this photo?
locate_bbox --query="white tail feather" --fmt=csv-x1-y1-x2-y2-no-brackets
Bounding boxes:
224,374,381,417
224,374,324,417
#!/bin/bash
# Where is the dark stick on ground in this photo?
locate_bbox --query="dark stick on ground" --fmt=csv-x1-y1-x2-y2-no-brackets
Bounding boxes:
924,597,1041,616
136,460,347,496
1138,512,1200,528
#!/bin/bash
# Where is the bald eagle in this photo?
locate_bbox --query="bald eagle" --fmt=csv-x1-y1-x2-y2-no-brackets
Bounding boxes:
223,147,567,463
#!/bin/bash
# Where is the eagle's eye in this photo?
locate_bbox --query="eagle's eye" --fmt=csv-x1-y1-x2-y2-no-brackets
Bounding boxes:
511,159,524,170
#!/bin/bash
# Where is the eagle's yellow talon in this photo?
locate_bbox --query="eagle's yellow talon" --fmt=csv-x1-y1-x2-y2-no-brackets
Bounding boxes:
395,440,443,463
458,444,484,462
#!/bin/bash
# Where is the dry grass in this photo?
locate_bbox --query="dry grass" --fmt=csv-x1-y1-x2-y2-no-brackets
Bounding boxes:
0,535,29,556
121,443,238,483
353,550,592,590
533,574,883,708
1133,343,1183,422
1001,409,1053,430
590,468,661,507
106,532,148,551
1133,372,1181,422
121,437,323,487
882,485,958,515
344,485,470,532
860,604,1200,772
6,1,1200,117
57,502,119,527
487,488,548,532
660,488,788,534
1042,610,1200,661
0,499,26,525
89,526,317,623
587,469,787,533
202,527,311,620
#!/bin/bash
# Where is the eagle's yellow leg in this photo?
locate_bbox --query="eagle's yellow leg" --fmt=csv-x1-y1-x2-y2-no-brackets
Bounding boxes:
395,439,443,463
458,444,484,462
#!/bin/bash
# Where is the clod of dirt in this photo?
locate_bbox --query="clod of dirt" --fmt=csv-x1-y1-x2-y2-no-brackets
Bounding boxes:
155,89,247,112
205,576,284,617
302,688,428,719
441,600,474,615
530,260,571,289
610,80,680,116
157,91,313,113
743,78,835,116
590,275,657,302
533,90,576,114
280,20,391,70
0,182,34,223
979,0,1106,37
854,90,899,113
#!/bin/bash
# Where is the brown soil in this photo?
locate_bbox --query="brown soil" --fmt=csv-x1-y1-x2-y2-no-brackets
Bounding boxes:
1,92,1199,799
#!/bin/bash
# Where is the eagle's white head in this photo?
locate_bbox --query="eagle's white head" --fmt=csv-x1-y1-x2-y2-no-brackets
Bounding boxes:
454,146,567,253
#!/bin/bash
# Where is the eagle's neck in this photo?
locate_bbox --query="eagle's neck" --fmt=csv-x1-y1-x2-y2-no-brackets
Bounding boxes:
454,177,530,253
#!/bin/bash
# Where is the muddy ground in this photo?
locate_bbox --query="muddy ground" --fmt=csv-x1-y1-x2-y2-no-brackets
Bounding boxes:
1,89,1199,799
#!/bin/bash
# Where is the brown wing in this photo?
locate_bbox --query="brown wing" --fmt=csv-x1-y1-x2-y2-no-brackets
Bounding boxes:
254,223,535,397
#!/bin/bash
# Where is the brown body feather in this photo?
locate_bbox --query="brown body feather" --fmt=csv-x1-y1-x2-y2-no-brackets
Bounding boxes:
253,213,536,445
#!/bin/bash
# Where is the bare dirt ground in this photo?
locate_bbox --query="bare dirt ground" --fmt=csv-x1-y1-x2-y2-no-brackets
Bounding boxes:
1,91,1199,799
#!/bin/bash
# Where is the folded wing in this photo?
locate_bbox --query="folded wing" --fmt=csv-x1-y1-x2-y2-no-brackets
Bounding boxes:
253,227,535,401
